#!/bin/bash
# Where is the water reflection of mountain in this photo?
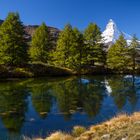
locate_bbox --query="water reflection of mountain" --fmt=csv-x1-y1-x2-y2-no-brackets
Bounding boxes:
107,75,139,110
0,75,139,138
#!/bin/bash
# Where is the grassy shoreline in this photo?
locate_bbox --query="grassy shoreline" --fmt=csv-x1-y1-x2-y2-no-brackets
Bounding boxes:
0,63,75,78
35,112,140,140
0,63,139,79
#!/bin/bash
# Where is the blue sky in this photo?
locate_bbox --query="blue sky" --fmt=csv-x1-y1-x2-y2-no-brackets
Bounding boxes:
0,0,140,37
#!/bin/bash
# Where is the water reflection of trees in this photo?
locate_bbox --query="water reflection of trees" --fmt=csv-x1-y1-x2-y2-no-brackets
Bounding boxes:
107,75,138,109
30,83,52,119
27,77,105,120
53,77,105,119
0,81,28,133
0,75,139,136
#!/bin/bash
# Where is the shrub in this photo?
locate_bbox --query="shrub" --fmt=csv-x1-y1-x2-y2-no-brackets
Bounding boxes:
72,126,86,137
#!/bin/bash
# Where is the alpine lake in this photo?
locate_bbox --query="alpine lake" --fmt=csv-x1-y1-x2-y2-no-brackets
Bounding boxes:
0,75,140,140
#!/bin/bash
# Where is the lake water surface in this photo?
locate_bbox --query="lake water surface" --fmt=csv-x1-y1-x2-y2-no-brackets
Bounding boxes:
0,75,140,139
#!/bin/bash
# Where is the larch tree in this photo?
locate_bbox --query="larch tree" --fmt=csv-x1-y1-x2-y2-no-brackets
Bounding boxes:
107,35,129,71
0,12,28,66
52,24,75,68
68,27,84,72
29,23,50,63
83,23,104,66
129,35,140,73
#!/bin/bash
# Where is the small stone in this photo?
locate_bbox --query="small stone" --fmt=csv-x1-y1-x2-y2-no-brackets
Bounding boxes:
101,134,110,140
134,121,140,125
122,137,128,140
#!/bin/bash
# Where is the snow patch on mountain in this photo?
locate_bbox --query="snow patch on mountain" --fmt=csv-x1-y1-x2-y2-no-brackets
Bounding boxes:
102,19,132,44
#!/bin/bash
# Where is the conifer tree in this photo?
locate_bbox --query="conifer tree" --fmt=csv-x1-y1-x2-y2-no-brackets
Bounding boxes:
83,23,104,66
129,35,140,73
29,23,50,63
107,35,129,71
68,28,84,72
53,25,84,72
0,12,28,66
52,24,74,67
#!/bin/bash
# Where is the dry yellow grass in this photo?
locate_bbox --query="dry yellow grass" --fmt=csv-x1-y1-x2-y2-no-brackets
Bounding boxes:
35,112,140,140
76,113,140,140
46,132,74,140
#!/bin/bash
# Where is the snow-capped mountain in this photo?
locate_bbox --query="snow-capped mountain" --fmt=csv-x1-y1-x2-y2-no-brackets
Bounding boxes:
102,19,132,45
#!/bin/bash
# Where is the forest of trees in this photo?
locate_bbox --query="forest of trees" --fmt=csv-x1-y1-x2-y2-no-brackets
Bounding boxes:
0,12,140,76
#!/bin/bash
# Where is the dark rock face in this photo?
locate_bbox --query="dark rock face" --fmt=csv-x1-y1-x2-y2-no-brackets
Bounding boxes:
24,25,60,42
0,19,60,47
23,25,60,48
0,20,3,24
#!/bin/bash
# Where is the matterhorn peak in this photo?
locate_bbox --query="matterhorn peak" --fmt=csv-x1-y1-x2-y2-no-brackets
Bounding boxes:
107,19,118,31
102,19,120,44
108,19,116,26
109,19,116,23
109,19,114,22
102,19,132,45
